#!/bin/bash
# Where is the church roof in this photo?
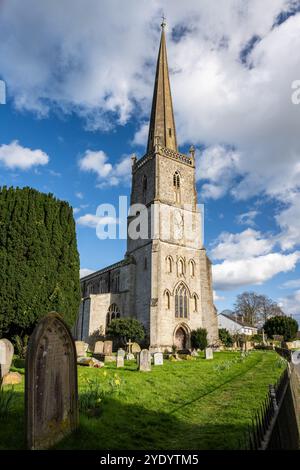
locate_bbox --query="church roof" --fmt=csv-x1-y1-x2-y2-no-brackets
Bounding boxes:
147,20,177,153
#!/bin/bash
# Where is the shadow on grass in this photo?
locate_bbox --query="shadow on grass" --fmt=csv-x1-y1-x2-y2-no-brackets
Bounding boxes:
55,397,248,451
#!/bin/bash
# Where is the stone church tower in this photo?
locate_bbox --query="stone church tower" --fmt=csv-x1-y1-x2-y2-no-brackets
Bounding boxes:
76,22,218,351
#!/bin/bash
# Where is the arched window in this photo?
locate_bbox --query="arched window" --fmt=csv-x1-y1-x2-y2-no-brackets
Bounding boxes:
165,291,171,309
178,258,184,276
193,294,198,312
166,256,172,273
173,171,180,189
175,283,188,319
142,175,147,203
190,260,195,277
106,303,120,328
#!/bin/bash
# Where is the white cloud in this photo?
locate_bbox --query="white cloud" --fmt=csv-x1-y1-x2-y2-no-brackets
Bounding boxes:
278,289,300,316
281,278,300,289
73,207,81,215
80,268,95,278
79,150,131,187
132,122,149,147
76,213,117,228
213,251,300,291
236,210,259,227
275,194,300,251
211,229,275,261
75,192,84,199
0,140,49,170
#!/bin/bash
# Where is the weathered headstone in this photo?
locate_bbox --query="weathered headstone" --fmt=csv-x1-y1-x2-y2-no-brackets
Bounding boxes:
126,353,135,360
131,342,141,354
25,312,78,450
139,349,151,372
205,347,213,360
0,339,14,379
153,352,163,366
103,340,113,356
94,341,104,355
2,371,22,385
75,340,86,357
116,349,125,368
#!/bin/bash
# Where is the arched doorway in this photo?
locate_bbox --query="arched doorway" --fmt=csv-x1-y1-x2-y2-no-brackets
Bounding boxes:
174,326,187,350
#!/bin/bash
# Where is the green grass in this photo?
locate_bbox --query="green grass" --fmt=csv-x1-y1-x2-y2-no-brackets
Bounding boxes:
0,351,285,450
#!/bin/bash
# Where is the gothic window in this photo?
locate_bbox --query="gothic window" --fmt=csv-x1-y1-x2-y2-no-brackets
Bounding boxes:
166,256,172,273
169,128,172,137
173,171,181,203
142,175,147,203
173,171,180,189
106,303,120,328
178,258,185,276
189,260,195,277
193,294,198,312
165,290,171,309
175,283,189,319
111,273,120,293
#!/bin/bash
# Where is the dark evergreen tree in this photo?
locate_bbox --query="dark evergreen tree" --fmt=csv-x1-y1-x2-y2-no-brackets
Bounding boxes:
0,186,81,338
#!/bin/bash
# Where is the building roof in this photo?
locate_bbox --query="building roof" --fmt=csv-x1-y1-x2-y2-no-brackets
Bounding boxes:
218,312,257,330
146,21,177,153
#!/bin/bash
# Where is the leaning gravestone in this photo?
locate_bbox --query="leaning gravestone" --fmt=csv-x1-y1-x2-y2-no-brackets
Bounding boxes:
26,312,78,450
153,352,163,366
131,342,141,354
139,349,151,372
94,341,104,355
75,340,86,358
103,340,113,356
205,347,213,360
0,338,14,379
116,349,125,368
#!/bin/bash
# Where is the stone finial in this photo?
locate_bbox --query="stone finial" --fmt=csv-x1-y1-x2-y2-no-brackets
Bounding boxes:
131,153,137,167
189,145,195,158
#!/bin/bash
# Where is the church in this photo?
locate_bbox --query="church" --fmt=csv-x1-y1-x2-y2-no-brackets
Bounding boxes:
75,21,218,351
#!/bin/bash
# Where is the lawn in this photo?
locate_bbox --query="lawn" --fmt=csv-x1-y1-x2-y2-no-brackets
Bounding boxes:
0,350,285,450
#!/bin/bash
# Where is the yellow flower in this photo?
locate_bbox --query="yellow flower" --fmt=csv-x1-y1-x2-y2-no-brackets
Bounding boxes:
103,371,107,377
115,379,120,386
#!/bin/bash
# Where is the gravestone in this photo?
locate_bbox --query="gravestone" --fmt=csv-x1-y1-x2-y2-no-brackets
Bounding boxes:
75,341,86,357
205,347,213,360
103,340,113,356
94,341,104,355
116,349,125,368
153,352,163,366
25,312,78,450
0,339,14,379
139,349,151,372
126,353,135,360
131,342,141,354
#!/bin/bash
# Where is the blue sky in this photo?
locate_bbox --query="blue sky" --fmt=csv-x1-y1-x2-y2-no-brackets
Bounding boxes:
0,0,300,325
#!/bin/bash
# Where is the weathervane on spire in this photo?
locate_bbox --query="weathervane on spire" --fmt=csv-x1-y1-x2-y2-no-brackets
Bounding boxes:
161,13,166,29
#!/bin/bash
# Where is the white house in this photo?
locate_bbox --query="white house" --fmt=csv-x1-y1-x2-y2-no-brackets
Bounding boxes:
218,313,257,336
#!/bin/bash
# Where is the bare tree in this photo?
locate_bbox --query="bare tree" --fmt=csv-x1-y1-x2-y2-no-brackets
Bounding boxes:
233,291,285,326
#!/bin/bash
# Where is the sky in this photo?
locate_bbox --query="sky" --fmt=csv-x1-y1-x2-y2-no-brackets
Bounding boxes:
0,0,300,325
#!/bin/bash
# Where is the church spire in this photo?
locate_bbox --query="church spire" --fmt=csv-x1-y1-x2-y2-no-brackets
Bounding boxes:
147,20,178,153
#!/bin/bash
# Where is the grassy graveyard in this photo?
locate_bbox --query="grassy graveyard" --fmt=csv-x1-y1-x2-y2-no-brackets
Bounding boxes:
0,350,285,450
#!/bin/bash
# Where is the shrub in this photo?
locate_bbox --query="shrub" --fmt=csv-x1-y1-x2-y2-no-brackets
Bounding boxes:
218,328,234,347
0,186,81,338
264,316,298,341
106,318,145,347
191,328,208,351
12,334,29,359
